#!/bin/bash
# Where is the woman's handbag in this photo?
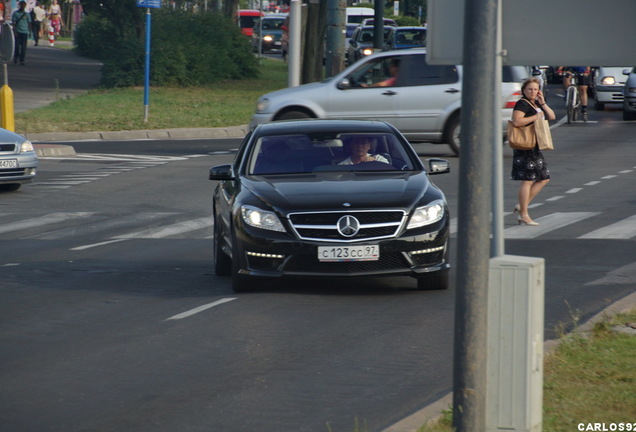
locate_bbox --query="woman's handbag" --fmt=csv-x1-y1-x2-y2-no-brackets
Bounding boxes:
507,121,536,150
534,118,554,150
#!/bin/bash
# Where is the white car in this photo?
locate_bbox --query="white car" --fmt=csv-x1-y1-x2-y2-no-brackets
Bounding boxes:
251,49,525,155
0,128,38,192
592,66,630,110
622,67,636,121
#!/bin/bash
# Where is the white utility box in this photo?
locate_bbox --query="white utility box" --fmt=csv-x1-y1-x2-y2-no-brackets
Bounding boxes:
486,255,545,432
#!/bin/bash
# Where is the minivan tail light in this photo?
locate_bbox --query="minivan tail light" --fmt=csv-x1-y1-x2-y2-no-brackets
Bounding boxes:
504,90,522,109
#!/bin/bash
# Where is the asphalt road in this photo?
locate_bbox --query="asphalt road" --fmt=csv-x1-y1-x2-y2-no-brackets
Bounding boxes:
1,104,635,432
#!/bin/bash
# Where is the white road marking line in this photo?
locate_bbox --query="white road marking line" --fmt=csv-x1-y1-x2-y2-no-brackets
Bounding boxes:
566,188,583,194
584,181,601,186
545,196,564,202
35,180,94,185
166,298,237,321
505,212,600,239
585,262,636,286
578,215,636,239
601,175,617,179
71,238,130,251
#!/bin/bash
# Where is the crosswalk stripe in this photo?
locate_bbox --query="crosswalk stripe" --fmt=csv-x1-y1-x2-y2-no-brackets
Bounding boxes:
42,153,189,162
505,212,600,239
26,212,178,240
578,215,636,239
0,212,95,235
113,216,212,239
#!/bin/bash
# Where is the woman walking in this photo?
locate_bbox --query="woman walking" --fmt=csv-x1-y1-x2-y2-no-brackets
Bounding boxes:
510,78,556,226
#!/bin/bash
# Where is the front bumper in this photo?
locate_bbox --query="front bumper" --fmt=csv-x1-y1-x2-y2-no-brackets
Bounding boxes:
0,153,38,185
594,85,624,103
234,222,450,280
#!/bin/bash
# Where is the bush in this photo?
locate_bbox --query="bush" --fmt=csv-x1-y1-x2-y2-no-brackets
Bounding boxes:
73,10,259,88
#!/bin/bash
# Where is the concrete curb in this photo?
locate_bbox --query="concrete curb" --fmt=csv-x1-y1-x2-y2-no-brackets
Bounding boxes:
25,125,250,144
34,144,77,157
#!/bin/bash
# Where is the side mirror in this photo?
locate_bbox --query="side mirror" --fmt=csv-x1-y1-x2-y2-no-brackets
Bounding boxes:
209,164,235,180
349,39,357,47
623,68,631,76
427,158,450,175
532,68,542,76
337,78,351,90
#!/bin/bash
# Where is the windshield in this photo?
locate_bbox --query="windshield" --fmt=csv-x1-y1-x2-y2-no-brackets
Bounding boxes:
258,18,285,30
248,133,417,175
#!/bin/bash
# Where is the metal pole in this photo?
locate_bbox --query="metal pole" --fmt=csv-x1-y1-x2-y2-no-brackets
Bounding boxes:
491,0,504,257
373,0,384,50
143,7,151,123
258,0,263,59
452,0,497,430
288,0,301,87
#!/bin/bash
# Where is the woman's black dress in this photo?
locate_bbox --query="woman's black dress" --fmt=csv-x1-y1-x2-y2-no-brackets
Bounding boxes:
510,98,550,181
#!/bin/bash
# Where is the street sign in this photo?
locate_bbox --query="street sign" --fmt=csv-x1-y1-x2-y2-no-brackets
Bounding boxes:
136,0,161,8
428,0,636,66
0,22,15,63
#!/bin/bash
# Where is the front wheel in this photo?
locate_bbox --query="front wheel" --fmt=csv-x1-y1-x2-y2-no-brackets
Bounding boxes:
444,114,461,156
566,86,578,124
0,184,21,192
623,109,636,121
416,271,449,290
276,110,312,121
213,219,231,276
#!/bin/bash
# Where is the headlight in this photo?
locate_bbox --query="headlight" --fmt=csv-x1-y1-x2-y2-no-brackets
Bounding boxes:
600,76,616,85
241,205,286,232
407,199,445,229
20,140,34,153
256,98,270,113
361,48,374,56
263,35,273,42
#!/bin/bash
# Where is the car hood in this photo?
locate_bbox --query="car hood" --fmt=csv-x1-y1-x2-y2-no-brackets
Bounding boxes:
243,172,434,213
261,80,330,101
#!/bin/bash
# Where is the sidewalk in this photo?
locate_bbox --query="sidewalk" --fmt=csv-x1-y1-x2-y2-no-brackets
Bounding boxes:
9,41,246,156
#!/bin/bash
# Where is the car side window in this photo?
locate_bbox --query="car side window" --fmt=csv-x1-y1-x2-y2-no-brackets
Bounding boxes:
398,55,458,87
348,56,402,88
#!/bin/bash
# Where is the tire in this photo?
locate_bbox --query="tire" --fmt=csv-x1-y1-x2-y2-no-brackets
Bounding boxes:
231,238,251,293
276,110,312,121
444,113,461,156
623,109,636,121
213,220,231,276
594,99,604,111
416,271,449,290
566,87,576,124
0,184,21,192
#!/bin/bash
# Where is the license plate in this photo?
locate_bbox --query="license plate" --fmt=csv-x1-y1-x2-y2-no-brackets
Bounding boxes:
274,41,281,46
0,159,18,169
318,245,379,262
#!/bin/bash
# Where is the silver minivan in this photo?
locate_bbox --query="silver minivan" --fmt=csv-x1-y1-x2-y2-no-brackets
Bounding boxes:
251,49,525,155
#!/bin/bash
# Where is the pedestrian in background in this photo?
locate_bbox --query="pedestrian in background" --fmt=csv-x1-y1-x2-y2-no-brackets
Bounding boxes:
510,77,556,226
47,0,62,36
0,0,6,23
31,1,46,45
11,0,32,65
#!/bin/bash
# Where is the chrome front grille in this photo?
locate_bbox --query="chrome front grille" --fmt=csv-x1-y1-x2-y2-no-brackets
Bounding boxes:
288,210,406,243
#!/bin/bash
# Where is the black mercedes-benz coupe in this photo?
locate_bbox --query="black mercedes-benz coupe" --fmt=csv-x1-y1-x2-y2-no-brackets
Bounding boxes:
209,120,451,292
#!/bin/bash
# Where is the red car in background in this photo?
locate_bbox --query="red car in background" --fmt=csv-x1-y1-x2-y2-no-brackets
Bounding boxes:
237,9,264,37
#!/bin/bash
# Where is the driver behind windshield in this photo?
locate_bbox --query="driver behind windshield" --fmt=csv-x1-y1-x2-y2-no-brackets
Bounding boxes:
338,136,389,165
